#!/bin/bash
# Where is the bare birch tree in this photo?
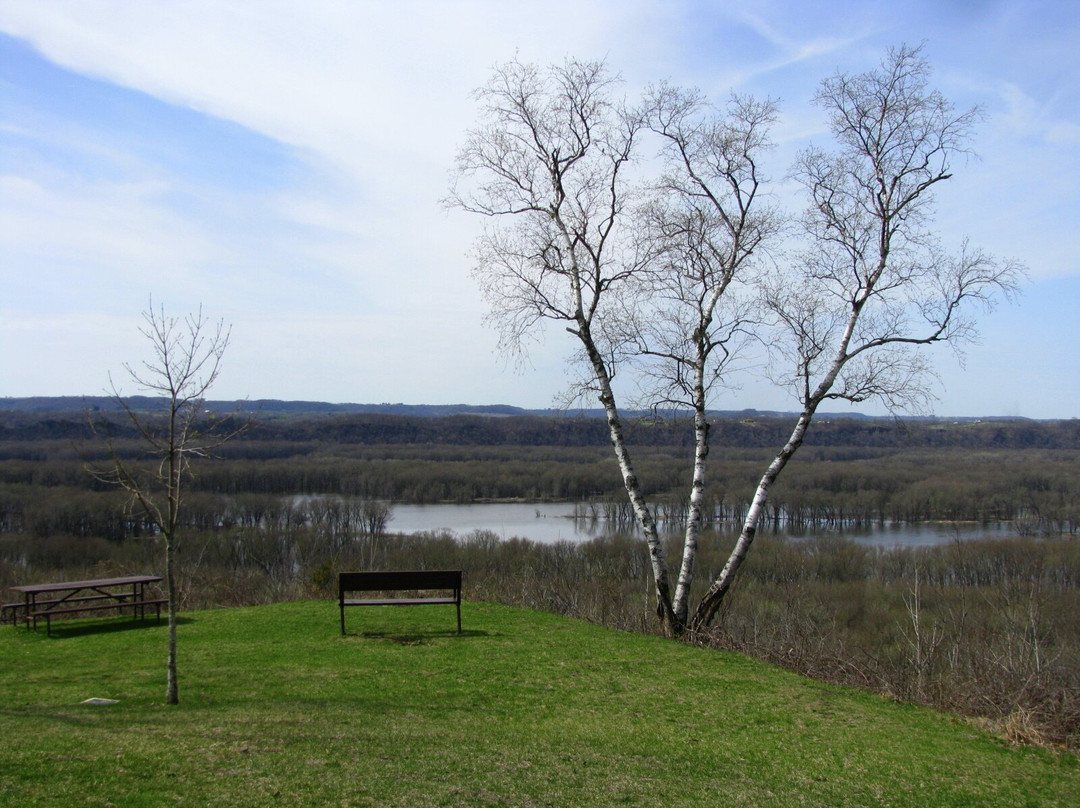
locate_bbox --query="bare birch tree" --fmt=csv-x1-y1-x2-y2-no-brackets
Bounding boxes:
446,58,685,632
689,45,1024,629
91,302,244,704
451,47,1021,637
633,88,780,627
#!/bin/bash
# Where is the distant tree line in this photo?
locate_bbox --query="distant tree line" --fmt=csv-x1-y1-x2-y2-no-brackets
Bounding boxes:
3,408,1079,450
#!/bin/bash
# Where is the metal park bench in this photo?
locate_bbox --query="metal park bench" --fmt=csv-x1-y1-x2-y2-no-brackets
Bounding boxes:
338,570,462,634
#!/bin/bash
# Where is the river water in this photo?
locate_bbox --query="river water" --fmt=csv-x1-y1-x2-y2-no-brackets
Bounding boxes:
385,502,1013,546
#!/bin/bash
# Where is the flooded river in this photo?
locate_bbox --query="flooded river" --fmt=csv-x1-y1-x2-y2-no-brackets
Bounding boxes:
385,502,1013,546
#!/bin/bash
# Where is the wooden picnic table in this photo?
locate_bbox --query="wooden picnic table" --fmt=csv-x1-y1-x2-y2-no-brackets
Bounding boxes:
6,575,165,635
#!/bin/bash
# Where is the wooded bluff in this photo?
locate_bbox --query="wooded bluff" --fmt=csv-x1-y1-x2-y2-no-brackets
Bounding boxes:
2,398,1079,449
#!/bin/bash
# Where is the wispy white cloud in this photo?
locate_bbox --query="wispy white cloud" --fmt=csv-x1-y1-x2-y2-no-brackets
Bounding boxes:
1,174,217,294
1,0,1077,416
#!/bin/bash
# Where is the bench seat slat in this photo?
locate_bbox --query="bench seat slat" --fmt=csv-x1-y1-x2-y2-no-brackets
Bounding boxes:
342,597,458,607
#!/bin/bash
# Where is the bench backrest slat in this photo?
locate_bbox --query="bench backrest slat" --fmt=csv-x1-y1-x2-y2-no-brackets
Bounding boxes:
338,570,461,595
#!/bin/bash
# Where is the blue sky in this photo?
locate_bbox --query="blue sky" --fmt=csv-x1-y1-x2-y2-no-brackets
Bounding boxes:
1,1,1077,418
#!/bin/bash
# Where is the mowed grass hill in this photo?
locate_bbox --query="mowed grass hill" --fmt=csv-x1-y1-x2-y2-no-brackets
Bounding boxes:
1,601,1076,807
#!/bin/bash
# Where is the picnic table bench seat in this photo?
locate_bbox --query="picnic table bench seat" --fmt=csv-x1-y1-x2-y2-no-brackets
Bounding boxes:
339,570,462,634
28,596,166,626
28,598,167,634
7,575,165,635
1,602,21,624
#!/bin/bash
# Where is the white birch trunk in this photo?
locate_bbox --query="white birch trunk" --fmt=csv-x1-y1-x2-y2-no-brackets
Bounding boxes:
582,340,677,632
671,401,709,628
690,292,860,629
690,410,813,629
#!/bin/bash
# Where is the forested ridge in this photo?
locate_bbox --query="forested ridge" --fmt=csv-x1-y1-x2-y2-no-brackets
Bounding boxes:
2,400,1078,450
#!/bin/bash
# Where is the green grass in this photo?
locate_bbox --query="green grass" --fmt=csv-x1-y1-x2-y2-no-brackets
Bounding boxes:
0,601,1076,807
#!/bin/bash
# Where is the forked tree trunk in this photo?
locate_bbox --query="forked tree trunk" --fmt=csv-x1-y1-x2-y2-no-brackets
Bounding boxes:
690,410,814,630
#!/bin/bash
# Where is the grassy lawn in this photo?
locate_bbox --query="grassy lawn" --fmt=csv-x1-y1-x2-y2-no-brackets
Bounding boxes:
0,600,1076,807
